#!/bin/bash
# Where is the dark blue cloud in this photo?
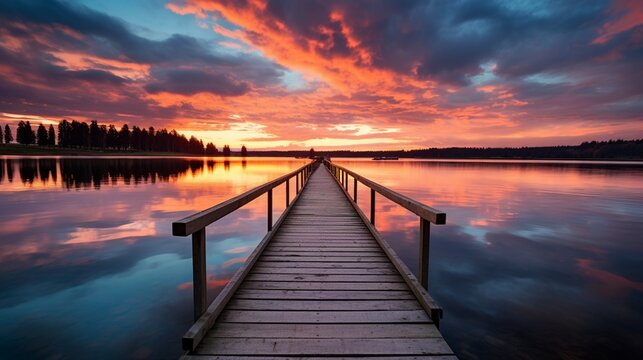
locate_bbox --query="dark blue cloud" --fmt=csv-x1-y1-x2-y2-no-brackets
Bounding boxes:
145,69,251,96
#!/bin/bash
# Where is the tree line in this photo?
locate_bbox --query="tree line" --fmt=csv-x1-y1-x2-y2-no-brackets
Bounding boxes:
249,140,642,159
0,120,248,155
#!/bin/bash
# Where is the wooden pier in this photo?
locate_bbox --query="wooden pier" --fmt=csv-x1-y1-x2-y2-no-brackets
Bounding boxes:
173,160,455,359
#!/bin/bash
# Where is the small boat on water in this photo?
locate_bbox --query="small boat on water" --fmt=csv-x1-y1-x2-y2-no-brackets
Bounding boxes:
372,156,399,160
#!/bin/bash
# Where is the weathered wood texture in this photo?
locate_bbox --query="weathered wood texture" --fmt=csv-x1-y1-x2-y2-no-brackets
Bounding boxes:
185,166,454,359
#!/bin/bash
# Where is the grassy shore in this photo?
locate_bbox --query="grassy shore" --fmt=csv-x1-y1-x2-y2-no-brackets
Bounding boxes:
0,144,195,156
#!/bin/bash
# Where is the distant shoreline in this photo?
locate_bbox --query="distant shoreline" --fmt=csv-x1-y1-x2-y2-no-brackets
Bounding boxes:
1,143,641,161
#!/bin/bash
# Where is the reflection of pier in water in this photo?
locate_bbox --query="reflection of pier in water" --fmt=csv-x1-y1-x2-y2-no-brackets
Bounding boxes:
0,158,245,188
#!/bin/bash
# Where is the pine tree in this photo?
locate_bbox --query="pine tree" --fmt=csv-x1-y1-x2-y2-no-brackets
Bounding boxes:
37,124,48,146
4,124,12,144
16,121,35,145
119,124,130,150
0,124,3,145
205,142,218,155
48,125,55,146
106,125,118,148
223,145,231,156
241,145,248,157
58,120,71,147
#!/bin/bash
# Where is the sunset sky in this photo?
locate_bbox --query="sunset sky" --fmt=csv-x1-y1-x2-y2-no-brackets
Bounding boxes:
0,0,641,150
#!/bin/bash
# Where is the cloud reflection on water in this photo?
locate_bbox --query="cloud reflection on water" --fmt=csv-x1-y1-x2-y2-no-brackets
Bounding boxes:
0,156,307,359
337,159,643,359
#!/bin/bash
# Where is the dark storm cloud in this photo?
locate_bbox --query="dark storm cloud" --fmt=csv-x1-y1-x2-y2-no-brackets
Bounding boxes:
231,0,640,87
145,68,251,96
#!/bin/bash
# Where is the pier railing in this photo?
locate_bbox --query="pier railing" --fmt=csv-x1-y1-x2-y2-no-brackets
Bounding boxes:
324,160,446,291
172,161,316,321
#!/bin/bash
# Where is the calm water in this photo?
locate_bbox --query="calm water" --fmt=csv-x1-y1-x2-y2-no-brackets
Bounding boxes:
0,157,642,359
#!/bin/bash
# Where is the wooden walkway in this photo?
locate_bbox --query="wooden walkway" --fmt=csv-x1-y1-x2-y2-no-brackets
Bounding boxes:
182,165,456,359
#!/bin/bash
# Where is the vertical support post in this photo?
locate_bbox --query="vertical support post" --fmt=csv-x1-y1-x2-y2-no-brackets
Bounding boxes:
192,228,207,321
296,173,300,193
419,218,430,290
370,189,375,225
267,189,273,231
285,178,290,206
345,174,348,191
353,177,357,203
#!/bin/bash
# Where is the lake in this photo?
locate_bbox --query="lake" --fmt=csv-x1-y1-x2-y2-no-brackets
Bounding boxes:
0,156,642,359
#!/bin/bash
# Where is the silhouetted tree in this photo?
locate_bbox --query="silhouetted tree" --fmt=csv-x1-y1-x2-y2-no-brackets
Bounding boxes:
223,145,231,156
205,142,218,155
188,136,204,154
0,125,3,144
147,127,155,151
89,120,102,148
37,124,48,146
70,120,89,148
131,126,142,150
309,148,315,157
106,125,118,148
58,120,71,147
118,124,130,150
4,124,12,144
241,145,248,157
16,121,35,145
48,125,55,146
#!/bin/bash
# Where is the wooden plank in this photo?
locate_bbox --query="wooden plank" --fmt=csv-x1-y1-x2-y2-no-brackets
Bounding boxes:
233,289,417,300
241,281,408,291
267,245,381,251
226,299,422,311
261,251,384,257
206,323,440,338
183,356,458,360
251,266,398,275
195,338,452,356
218,310,431,323
259,256,389,263
272,238,376,243
254,261,394,269
245,274,403,283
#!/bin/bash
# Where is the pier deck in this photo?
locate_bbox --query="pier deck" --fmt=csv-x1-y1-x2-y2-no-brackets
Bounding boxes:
180,163,455,359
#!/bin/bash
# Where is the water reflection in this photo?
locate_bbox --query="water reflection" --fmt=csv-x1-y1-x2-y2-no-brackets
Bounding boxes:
2,157,641,360
336,159,643,359
0,156,306,360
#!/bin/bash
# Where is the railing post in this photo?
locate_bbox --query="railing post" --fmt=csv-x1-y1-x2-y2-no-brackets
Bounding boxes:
370,189,375,225
353,177,357,202
267,189,273,231
296,173,300,193
345,174,348,191
285,178,290,206
192,228,207,321
419,218,430,290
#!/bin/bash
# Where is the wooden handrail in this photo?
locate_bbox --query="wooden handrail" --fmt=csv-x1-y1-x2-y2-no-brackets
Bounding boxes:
324,159,445,291
172,160,317,322
173,162,315,236
324,160,446,224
